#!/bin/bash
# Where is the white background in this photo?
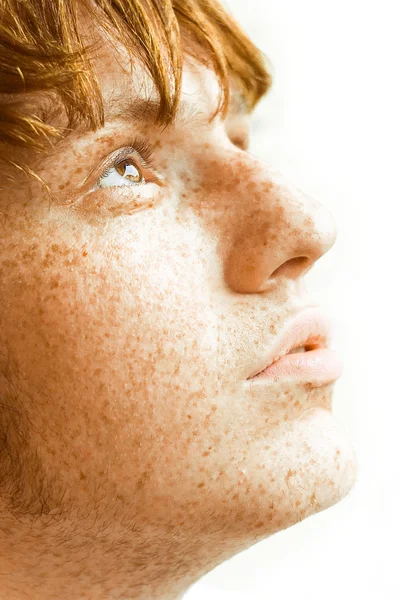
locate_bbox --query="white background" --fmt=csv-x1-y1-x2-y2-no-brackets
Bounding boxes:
185,0,404,598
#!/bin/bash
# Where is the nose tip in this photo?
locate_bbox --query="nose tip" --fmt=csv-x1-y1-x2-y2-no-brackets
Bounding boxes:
305,202,338,262
270,197,339,287
217,154,340,293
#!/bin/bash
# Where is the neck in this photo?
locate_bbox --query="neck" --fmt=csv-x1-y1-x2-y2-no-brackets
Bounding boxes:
0,509,257,600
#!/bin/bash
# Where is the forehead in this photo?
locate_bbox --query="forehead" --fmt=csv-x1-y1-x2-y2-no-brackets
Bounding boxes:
101,57,223,125
19,8,249,164
83,12,244,129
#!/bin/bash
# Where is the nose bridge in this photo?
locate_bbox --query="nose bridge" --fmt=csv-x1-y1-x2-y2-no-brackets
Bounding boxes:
192,147,337,292
198,148,336,251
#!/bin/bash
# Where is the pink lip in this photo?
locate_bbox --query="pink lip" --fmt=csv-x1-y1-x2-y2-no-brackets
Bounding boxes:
246,307,343,386
247,348,342,386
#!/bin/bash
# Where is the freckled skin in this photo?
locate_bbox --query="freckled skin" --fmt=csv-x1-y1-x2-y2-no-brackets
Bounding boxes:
0,15,357,600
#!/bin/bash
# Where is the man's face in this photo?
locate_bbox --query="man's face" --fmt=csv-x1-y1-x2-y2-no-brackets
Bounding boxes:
0,15,356,596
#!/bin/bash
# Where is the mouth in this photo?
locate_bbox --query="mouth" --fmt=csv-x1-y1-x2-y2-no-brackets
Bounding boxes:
246,307,342,386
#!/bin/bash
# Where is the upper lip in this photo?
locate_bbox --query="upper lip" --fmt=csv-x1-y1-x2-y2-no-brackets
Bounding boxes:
247,306,333,379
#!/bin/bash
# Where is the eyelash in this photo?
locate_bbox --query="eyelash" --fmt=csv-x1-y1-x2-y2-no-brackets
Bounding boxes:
97,136,157,187
94,130,248,192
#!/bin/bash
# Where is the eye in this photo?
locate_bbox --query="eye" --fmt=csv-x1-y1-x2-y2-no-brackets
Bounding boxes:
98,158,144,188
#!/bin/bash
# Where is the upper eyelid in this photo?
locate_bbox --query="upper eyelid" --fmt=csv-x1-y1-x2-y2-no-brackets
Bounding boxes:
101,144,152,172
86,135,155,177
84,123,249,193
90,141,155,187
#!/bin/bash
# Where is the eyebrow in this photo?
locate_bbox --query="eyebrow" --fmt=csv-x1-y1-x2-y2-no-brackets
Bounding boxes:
105,97,206,128
104,89,248,128
36,88,248,157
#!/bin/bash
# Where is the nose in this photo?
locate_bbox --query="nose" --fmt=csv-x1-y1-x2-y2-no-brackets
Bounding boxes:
218,156,338,293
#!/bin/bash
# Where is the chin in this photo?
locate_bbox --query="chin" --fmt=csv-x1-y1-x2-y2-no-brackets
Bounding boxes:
282,406,358,528
225,405,357,545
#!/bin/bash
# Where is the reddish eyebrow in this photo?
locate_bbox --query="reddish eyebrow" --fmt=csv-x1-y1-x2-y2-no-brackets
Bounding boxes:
105,97,206,128
27,88,248,160
104,90,248,128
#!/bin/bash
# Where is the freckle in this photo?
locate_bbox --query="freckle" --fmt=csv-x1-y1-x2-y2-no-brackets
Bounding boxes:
197,483,205,488
100,135,114,145
2,259,17,268
285,469,296,482
264,445,270,450
82,250,88,257
232,493,239,500
202,451,210,457
295,499,301,507
256,521,264,528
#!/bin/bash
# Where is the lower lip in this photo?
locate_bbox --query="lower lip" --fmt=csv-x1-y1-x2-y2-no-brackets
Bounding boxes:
247,348,343,387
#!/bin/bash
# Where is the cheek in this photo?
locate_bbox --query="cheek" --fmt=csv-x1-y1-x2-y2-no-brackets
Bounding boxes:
0,216,222,462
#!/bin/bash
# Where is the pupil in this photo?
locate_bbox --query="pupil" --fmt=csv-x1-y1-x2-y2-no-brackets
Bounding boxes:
117,160,141,182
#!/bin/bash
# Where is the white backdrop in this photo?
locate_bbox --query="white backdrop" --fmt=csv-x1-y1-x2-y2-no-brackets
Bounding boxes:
185,0,404,598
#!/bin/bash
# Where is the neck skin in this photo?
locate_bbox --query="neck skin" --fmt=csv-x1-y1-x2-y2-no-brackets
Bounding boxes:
0,507,266,599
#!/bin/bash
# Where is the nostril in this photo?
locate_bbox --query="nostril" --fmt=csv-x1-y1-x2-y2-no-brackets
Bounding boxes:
270,256,311,279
